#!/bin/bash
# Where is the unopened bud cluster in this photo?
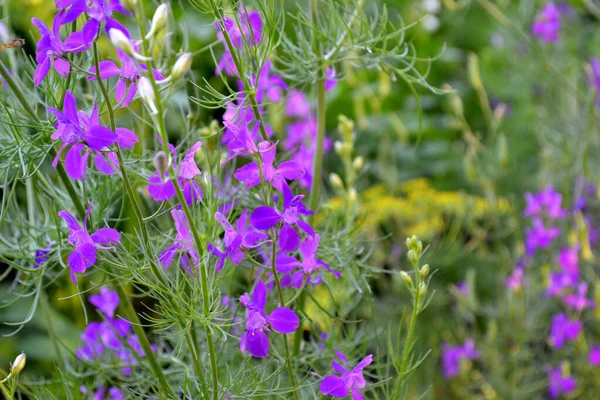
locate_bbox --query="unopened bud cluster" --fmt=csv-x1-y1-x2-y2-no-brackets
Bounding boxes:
399,236,430,304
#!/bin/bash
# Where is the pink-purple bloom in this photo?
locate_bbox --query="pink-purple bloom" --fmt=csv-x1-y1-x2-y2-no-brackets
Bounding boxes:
546,365,576,398
58,204,120,283
532,3,561,43
548,313,582,349
505,267,524,291
239,280,299,358
441,339,479,379
159,209,198,273
589,345,600,366
524,186,567,219
319,350,373,399
525,217,560,255
564,282,595,311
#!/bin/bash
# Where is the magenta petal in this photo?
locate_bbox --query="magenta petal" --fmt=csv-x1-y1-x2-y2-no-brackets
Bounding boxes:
250,206,280,230
115,79,126,104
319,376,348,398
159,244,178,270
277,160,304,180
178,141,203,180
116,128,138,148
148,175,176,201
53,58,71,78
268,307,299,334
68,243,97,274
275,253,300,273
91,228,120,245
58,210,81,232
246,330,269,358
351,388,365,400
89,60,120,80
34,57,51,86
94,153,117,175
279,223,300,252
65,144,88,180
85,126,117,150
252,280,267,312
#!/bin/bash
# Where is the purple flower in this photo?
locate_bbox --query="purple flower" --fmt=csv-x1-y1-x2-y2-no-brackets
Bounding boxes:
31,14,96,85
250,183,314,250
505,267,524,291
277,234,340,288
325,67,337,91
60,0,131,37
564,282,595,311
441,339,479,379
34,242,55,268
58,204,120,284
148,141,203,206
547,365,576,398
234,142,304,191
319,350,373,399
546,271,576,297
215,8,262,76
239,280,299,358
88,45,163,108
532,3,561,43
249,60,287,103
525,218,560,255
208,208,267,272
48,91,137,180
523,187,567,219
589,58,600,108
159,209,199,273
558,246,579,281
81,385,124,400
589,345,600,366
548,313,582,349
89,287,119,318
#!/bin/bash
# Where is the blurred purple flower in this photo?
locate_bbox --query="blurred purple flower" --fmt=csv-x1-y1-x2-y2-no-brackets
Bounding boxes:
532,3,561,43
58,204,120,284
589,345,600,366
89,287,119,318
441,339,479,379
505,267,524,291
547,365,576,398
319,350,373,399
564,282,595,311
523,187,567,219
548,313,582,349
159,209,199,273
34,242,55,268
239,280,299,358
525,218,560,255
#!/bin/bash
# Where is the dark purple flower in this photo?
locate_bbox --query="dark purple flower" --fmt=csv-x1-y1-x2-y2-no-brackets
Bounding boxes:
60,0,131,38
159,209,199,273
89,287,119,318
250,183,314,250
58,204,120,284
319,350,373,399
525,217,560,255
548,313,582,349
441,339,479,379
234,141,304,191
31,14,96,85
532,3,561,43
48,91,137,179
325,67,337,91
547,365,576,398
148,141,203,206
208,208,267,272
239,280,299,358
589,345,600,366
564,282,595,311
34,242,55,268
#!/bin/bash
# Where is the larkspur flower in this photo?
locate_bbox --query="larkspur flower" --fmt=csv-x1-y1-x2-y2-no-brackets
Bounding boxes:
525,217,560,255
215,8,262,76
441,339,479,379
532,3,561,43
558,246,579,281
234,141,304,191
319,350,373,399
159,209,199,273
59,0,131,38
589,345,600,366
546,364,576,398
548,313,582,349
89,287,120,318
239,280,299,358
147,141,203,206
564,282,595,311
58,204,120,283
31,14,96,85
208,208,267,272
277,234,340,288
505,267,524,290
88,46,163,108
34,242,55,268
523,186,567,219
251,183,314,246
243,60,287,103
48,91,138,179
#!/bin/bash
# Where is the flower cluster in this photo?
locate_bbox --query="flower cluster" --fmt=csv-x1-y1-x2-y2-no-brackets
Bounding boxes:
441,339,479,379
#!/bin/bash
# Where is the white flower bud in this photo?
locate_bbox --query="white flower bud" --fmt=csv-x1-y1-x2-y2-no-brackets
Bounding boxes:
146,4,169,40
11,353,26,376
138,77,158,115
329,173,344,191
352,156,364,172
418,283,427,297
122,0,137,10
400,271,413,287
171,52,193,81
348,188,357,205
420,264,430,278
334,141,343,155
109,29,134,56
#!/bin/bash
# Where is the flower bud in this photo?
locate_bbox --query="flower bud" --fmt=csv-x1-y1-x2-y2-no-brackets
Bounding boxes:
171,52,193,81
329,173,344,191
11,353,26,376
420,264,429,278
352,156,364,172
408,249,418,265
109,29,134,56
138,77,158,115
337,114,355,141
334,141,343,155
153,151,170,179
400,271,413,288
122,0,137,10
348,188,357,205
418,283,427,297
146,4,169,40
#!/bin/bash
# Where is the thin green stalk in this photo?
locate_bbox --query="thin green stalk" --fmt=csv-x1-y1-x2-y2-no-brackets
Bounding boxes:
292,289,306,356
185,326,208,395
308,0,327,214
134,6,220,398
115,284,176,399
0,61,38,123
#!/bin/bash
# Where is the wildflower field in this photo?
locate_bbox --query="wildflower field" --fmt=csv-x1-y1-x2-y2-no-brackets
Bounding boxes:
1,0,599,398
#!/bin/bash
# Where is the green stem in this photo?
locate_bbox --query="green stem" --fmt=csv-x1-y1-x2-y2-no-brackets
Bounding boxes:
185,326,208,395
292,289,306,356
308,0,327,214
134,6,220,398
115,285,176,399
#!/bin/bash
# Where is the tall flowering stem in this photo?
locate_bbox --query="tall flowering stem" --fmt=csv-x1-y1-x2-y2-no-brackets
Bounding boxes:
308,0,327,214
133,5,220,399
